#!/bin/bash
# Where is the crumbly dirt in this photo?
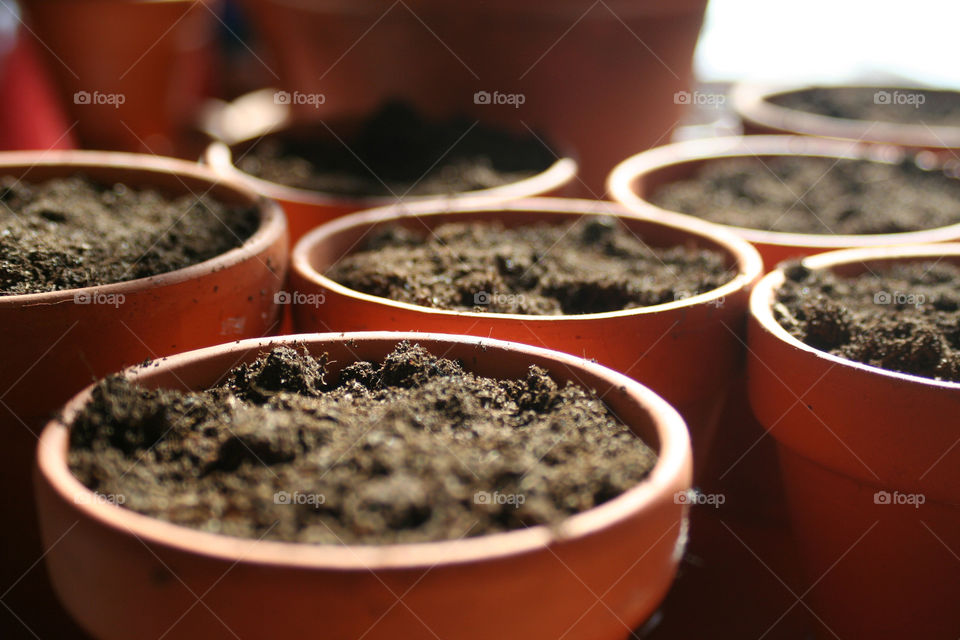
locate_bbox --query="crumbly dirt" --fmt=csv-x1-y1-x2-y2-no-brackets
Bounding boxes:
776,261,960,382
68,342,658,545
236,101,556,196
769,87,960,126
649,156,960,235
0,175,259,295
324,217,734,315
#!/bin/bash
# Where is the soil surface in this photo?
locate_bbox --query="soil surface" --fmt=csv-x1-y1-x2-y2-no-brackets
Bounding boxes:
325,218,733,315
0,175,259,295
236,101,557,196
68,342,658,545
769,87,960,126
776,261,960,382
650,156,960,235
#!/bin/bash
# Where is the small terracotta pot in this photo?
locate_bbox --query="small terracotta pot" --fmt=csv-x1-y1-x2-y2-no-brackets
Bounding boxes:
289,197,763,478
36,332,692,640
0,150,286,638
607,135,960,268
241,0,707,194
747,244,960,639
22,0,217,155
731,83,960,154
203,119,578,247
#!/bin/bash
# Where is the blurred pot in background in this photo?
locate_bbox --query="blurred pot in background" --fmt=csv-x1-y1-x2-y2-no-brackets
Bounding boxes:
241,0,707,194
21,0,218,155
732,83,960,157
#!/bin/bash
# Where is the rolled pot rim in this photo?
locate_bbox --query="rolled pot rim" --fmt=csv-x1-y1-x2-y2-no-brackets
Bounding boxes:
730,83,960,149
203,137,579,208
607,134,960,250
0,150,286,307
36,331,692,570
291,197,763,321
750,242,960,391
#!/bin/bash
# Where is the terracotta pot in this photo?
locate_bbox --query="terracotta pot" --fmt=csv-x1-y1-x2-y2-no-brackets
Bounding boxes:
289,197,763,479
22,0,217,155
36,332,692,640
608,135,960,269
732,83,960,154
0,150,287,639
241,0,707,194
203,118,578,247
747,244,960,639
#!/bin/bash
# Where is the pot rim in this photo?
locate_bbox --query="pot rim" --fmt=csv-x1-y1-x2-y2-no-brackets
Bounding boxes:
750,242,960,391
203,136,578,207
37,331,691,569
0,150,286,307
291,197,763,321
607,134,960,250
730,83,960,149
252,0,707,19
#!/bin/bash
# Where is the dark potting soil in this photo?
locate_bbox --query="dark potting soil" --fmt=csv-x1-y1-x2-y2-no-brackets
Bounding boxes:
324,218,734,315
236,101,556,197
776,261,960,382
68,342,658,545
0,175,259,295
650,156,960,235
769,86,960,126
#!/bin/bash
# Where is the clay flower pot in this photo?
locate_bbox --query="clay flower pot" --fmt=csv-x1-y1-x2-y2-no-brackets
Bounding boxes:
607,135,960,268
0,150,286,638
22,0,217,155
731,83,960,155
289,197,763,478
240,0,707,193
747,244,960,639
204,117,578,247
36,332,692,640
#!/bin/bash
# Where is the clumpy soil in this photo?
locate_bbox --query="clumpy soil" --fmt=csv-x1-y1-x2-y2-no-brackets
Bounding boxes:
68,342,658,545
325,218,734,315
650,156,960,235
769,87,960,126
776,261,960,382
0,175,259,295
236,101,556,196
